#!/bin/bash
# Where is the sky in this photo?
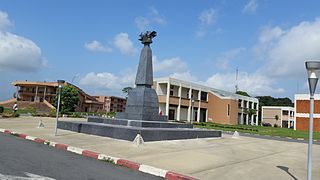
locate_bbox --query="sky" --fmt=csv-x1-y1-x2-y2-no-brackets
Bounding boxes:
1,0,320,101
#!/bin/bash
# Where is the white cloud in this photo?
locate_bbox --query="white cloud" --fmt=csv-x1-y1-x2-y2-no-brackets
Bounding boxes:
169,71,198,82
85,40,112,52
134,17,150,32
196,8,217,38
242,0,258,14
215,48,246,70
153,57,187,73
0,13,44,72
79,71,135,90
150,7,166,26
114,33,135,56
199,8,216,26
256,18,320,78
0,11,13,31
254,26,284,55
206,71,285,96
134,7,166,32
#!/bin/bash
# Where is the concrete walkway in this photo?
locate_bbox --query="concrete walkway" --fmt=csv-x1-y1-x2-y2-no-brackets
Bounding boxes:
0,117,319,180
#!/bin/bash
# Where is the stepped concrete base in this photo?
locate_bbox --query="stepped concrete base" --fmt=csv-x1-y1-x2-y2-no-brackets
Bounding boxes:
116,86,167,122
58,120,221,142
88,117,193,128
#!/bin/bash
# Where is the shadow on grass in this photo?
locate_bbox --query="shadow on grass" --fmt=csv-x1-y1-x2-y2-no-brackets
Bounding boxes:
277,165,298,180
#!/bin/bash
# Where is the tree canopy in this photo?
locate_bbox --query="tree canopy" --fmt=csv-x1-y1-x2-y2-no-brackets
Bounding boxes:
122,87,133,97
54,85,79,114
236,91,251,97
256,96,293,107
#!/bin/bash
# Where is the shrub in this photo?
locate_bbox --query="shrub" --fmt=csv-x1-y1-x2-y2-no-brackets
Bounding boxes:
2,112,20,118
274,124,279,128
262,122,272,127
107,112,116,118
0,106,4,114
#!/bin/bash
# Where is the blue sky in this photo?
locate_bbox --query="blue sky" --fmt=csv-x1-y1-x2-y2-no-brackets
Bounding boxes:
1,0,320,101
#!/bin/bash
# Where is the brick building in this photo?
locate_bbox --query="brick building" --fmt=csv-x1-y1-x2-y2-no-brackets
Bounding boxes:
294,94,320,132
153,77,259,125
0,81,104,113
94,96,126,113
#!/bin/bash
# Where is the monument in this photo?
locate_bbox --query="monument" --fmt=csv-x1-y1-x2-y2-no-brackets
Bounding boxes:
116,31,166,121
58,31,221,141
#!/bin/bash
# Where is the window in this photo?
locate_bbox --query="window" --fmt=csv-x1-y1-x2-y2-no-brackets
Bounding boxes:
170,90,173,96
282,110,289,115
227,104,230,116
200,92,208,101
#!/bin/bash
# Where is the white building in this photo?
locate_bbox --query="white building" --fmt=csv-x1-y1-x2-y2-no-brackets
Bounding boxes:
153,77,259,125
261,106,294,128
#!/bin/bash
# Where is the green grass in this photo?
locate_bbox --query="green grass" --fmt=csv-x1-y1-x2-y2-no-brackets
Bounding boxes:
3,107,36,114
194,122,320,140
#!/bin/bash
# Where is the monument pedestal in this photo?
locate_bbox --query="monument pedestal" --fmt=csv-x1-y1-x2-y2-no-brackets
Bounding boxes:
116,86,167,121
58,117,221,142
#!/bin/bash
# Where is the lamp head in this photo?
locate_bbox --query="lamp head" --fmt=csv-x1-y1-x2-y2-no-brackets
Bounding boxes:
306,61,320,79
57,80,65,88
306,61,320,96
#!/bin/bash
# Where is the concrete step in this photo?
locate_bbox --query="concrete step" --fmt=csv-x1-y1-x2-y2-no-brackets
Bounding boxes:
58,121,221,142
88,117,193,129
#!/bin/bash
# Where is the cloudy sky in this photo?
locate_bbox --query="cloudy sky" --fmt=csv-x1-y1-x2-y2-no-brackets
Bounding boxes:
1,0,320,101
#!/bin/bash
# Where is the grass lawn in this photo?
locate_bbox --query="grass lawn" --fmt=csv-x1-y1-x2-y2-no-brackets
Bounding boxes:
194,122,320,140
3,107,36,114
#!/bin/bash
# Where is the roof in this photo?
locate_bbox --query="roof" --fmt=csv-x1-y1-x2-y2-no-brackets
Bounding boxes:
295,94,320,100
154,77,258,102
12,80,98,102
12,81,58,87
94,95,126,100
262,106,294,110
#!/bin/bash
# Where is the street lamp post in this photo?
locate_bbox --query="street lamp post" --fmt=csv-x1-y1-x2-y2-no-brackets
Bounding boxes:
55,80,65,136
305,61,320,180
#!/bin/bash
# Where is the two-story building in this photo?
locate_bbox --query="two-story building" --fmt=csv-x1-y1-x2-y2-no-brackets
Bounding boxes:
295,94,320,132
94,96,126,113
1,81,105,113
153,77,259,125
261,106,295,128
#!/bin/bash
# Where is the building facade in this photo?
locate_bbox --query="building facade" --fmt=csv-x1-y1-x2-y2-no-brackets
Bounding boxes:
8,81,104,113
153,77,259,125
261,106,294,128
295,94,320,132
94,96,126,113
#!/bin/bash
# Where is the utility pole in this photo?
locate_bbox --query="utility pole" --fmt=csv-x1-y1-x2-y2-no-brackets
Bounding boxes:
235,67,239,93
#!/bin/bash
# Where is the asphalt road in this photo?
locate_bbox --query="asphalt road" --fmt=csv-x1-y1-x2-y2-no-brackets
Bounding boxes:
0,133,163,180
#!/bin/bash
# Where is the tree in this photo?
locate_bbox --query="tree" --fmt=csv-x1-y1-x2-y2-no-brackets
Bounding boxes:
256,96,293,124
256,96,293,107
53,85,79,114
236,91,251,97
122,87,133,98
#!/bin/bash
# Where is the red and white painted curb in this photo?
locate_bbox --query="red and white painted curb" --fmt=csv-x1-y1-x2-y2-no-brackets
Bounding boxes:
0,128,198,180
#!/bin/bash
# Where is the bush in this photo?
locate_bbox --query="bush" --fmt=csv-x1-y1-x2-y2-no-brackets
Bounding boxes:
2,112,20,118
0,106,4,114
107,112,116,118
262,122,272,127
274,124,279,128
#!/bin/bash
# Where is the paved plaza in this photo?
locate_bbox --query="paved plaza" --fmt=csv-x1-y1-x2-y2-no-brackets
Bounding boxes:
0,117,319,180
